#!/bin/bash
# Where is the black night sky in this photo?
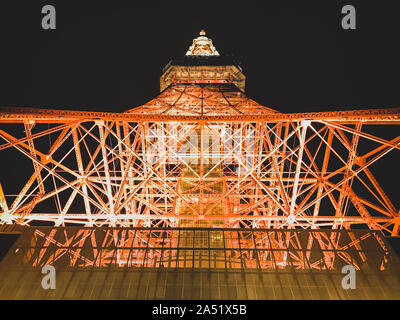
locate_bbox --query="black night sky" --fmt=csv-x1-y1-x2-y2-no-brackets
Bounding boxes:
0,1,399,253
0,1,399,112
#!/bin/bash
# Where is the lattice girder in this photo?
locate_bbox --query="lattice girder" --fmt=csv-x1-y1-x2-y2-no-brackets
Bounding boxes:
0,110,399,235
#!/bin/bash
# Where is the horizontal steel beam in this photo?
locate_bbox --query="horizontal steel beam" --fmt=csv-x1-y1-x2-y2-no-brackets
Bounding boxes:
20,213,396,223
1,106,399,123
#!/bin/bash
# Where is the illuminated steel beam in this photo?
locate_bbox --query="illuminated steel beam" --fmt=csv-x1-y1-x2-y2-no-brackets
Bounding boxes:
0,106,399,124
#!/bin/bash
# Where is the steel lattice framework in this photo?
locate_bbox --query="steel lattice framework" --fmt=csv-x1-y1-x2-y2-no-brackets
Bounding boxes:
0,84,399,233
0,31,400,271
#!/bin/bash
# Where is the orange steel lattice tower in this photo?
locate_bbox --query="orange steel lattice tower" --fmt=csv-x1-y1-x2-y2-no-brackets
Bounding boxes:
0,31,400,271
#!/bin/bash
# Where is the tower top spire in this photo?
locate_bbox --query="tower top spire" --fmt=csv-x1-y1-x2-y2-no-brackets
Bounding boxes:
185,30,220,57
160,30,245,91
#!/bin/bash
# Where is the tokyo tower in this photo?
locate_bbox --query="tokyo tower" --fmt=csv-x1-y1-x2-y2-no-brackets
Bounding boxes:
0,30,399,299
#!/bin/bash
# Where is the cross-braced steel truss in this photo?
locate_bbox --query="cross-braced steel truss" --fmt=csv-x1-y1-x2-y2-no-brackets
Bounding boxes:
0,83,399,237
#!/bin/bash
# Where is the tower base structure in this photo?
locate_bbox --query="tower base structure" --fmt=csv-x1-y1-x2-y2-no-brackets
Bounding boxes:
0,225,400,299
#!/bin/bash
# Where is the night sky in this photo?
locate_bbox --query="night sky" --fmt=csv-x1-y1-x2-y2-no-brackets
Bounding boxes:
0,1,399,245
0,1,399,112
